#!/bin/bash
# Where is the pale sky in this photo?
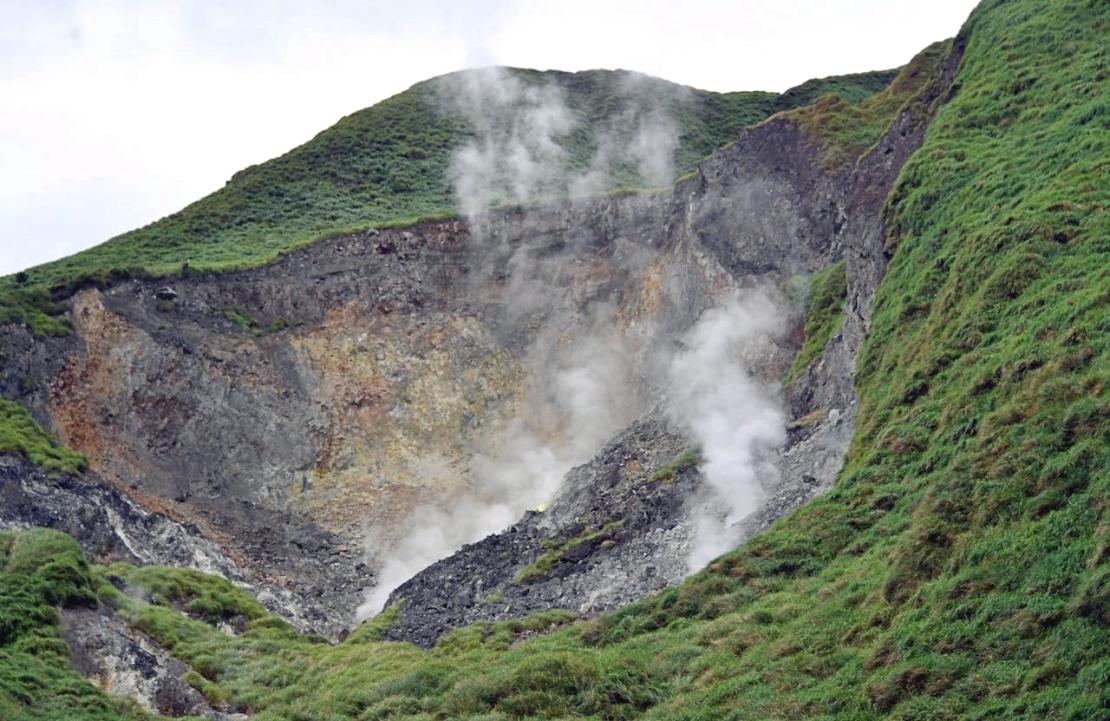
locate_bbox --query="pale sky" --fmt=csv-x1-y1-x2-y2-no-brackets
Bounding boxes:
0,0,980,278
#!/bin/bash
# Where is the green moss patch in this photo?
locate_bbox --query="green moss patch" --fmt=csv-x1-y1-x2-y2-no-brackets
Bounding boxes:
515,521,625,583
0,399,87,474
784,259,847,386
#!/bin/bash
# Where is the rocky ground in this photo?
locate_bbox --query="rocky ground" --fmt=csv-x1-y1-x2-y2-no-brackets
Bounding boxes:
382,399,856,648
0,456,358,636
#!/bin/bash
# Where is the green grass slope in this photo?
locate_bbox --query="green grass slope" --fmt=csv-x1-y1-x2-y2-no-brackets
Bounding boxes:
785,259,847,386
84,1,1107,718
774,39,952,173
0,399,87,474
0,68,895,337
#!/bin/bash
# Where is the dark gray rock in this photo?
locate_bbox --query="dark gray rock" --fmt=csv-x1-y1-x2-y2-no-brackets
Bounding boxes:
382,414,697,648
0,456,354,636
61,606,219,718
374,42,967,646
0,41,965,656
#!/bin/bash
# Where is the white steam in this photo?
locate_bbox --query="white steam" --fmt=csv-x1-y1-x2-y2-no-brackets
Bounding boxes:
356,331,643,621
357,496,519,621
356,68,698,621
440,67,684,215
667,291,787,573
357,288,789,619
570,73,681,197
442,67,575,216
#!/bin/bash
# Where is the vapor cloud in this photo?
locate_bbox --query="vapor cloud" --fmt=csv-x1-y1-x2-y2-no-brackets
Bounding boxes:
361,64,792,620
667,291,787,572
357,494,519,620
356,331,642,620
441,67,575,216
439,66,684,216
358,287,791,618
356,68,682,619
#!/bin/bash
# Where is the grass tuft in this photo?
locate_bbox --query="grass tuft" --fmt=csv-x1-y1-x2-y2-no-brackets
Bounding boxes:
784,260,847,385
0,400,87,474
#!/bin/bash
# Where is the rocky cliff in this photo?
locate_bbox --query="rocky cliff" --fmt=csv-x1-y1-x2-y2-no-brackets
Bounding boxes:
10,0,1108,715
0,42,960,647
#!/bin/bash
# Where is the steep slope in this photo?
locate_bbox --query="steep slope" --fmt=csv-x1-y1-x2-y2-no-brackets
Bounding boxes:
380,43,954,646
0,529,147,721
0,159,821,636
0,68,897,336
125,1,1110,717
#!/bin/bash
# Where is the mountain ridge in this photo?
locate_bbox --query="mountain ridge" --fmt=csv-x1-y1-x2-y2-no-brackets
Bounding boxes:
0,66,898,337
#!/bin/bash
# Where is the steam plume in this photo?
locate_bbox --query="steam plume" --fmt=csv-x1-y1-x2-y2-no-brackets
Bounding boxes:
357,67,683,620
667,291,787,572
439,67,684,215
441,67,575,216
356,326,644,620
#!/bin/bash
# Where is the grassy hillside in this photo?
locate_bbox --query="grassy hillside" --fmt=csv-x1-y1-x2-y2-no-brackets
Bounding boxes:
785,259,847,386
775,40,953,173
0,68,896,338
0,400,87,474
9,0,1110,717
74,0,1107,718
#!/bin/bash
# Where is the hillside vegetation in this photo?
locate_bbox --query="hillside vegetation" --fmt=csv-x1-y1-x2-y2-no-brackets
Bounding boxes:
776,39,952,173
0,68,896,337
7,0,1110,718
0,400,86,474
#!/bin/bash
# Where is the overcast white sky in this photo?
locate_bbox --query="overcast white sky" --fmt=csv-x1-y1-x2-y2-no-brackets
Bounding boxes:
0,0,980,278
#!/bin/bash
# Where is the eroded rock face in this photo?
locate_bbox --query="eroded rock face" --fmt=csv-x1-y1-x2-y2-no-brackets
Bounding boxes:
0,456,343,633
61,607,221,719
0,40,963,645
382,399,856,648
0,132,839,626
376,40,967,645
382,414,697,647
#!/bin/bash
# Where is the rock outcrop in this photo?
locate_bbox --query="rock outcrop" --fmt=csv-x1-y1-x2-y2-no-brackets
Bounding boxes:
61,607,226,719
0,456,340,633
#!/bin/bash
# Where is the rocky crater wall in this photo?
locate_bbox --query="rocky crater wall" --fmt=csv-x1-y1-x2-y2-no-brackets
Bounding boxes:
0,41,963,637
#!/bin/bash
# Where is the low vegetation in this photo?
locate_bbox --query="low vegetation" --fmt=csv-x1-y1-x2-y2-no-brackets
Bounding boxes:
0,530,138,721
0,399,87,474
784,259,848,385
775,40,952,173
514,520,625,583
648,446,704,485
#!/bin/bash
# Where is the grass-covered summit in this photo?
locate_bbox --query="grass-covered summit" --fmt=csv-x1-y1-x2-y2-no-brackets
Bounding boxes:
0,67,896,336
